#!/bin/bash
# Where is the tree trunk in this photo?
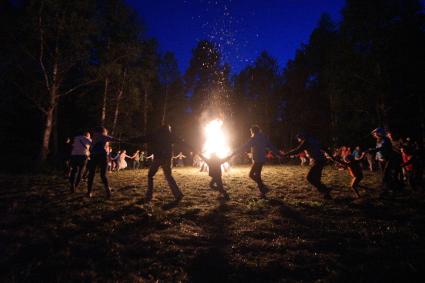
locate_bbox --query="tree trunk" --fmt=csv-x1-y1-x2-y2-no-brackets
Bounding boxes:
111,71,126,135
39,103,55,162
52,105,59,156
101,77,109,125
143,85,149,135
162,84,168,125
111,86,123,136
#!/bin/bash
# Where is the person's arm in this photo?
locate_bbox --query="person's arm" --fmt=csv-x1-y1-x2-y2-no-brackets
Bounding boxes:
320,146,335,161
232,138,254,157
333,158,349,168
283,140,308,157
400,155,415,167
355,152,366,161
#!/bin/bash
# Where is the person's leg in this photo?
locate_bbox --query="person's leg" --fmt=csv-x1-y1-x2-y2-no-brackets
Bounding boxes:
69,156,78,192
209,179,216,190
215,177,229,199
99,155,111,197
161,159,183,200
351,176,362,198
87,157,97,197
307,161,330,196
74,156,87,189
146,159,161,201
249,162,267,194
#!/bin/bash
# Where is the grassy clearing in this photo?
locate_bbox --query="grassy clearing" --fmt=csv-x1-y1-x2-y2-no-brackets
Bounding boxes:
1,165,425,282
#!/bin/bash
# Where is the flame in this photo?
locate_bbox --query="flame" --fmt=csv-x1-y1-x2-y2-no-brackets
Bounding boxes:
202,119,231,159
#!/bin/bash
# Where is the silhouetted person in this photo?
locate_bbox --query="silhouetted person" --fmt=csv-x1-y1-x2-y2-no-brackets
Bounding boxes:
401,145,423,190
283,132,333,199
69,131,91,193
335,153,366,198
143,125,184,202
234,125,280,197
367,128,400,196
87,126,115,198
199,153,231,200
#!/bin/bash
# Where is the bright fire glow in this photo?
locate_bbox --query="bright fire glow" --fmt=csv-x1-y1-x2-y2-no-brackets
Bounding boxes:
202,119,231,159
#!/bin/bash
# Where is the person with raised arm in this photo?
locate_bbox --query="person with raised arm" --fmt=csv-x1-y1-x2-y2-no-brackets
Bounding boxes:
69,131,92,193
140,124,184,203
198,152,231,200
86,126,119,198
282,132,334,199
233,125,281,198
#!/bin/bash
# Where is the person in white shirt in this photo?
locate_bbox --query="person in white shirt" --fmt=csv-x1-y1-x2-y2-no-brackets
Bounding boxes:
117,150,132,171
69,131,92,193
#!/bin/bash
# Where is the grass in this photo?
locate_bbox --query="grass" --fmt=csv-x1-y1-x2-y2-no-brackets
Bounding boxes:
1,165,425,282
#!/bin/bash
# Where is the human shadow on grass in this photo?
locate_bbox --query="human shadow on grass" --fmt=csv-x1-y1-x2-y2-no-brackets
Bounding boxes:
186,201,234,282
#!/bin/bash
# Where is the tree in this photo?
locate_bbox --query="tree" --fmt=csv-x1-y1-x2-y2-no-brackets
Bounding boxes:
185,40,231,117
2,0,98,162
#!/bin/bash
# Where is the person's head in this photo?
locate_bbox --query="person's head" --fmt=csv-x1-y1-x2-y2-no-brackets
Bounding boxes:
122,150,126,154
401,145,411,155
386,131,395,141
94,126,108,135
296,132,307,142
250,125,261,137
136,150,139,153
210,152,219,160
355,146,360,151
66,137,71,143
84,131,91,139
371,127,386,139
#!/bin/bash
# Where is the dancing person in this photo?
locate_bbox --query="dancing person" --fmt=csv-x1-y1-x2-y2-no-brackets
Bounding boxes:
111,150,120,171
366,151,375,171
132,150,141,169
386,131,404,189
141,125,184,203
117,150,132,171
193,153,202,167
87,126,117,198
298,151,308,166
199,153,231,200
69,131,92,193
173,152,187,167
400,145,423,190
335,153,366,198
282,132,334,199
367,128,402,196
233,125,280,198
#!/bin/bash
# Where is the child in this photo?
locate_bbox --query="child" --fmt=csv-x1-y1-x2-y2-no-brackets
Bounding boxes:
199,153,231,200
336,153,366,198
400,145,422,190
117,150,132,171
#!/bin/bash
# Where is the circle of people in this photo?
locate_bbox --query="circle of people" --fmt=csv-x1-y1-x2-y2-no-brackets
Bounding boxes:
66,125,423,202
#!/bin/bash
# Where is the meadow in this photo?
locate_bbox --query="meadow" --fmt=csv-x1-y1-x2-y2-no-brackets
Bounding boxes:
1,165,424,282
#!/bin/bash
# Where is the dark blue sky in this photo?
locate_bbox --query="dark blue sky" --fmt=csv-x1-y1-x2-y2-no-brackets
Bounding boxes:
127,0,345,73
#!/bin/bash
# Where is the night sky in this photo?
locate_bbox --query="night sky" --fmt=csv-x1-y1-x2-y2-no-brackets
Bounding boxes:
127,0,345,73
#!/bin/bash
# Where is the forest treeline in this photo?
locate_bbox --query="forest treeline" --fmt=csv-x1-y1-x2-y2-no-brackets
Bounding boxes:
0,0,424,171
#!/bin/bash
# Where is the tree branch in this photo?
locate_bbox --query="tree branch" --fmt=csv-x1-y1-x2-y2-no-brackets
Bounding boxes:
38,2,51,92
11,81,48,115
59,79,98,97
